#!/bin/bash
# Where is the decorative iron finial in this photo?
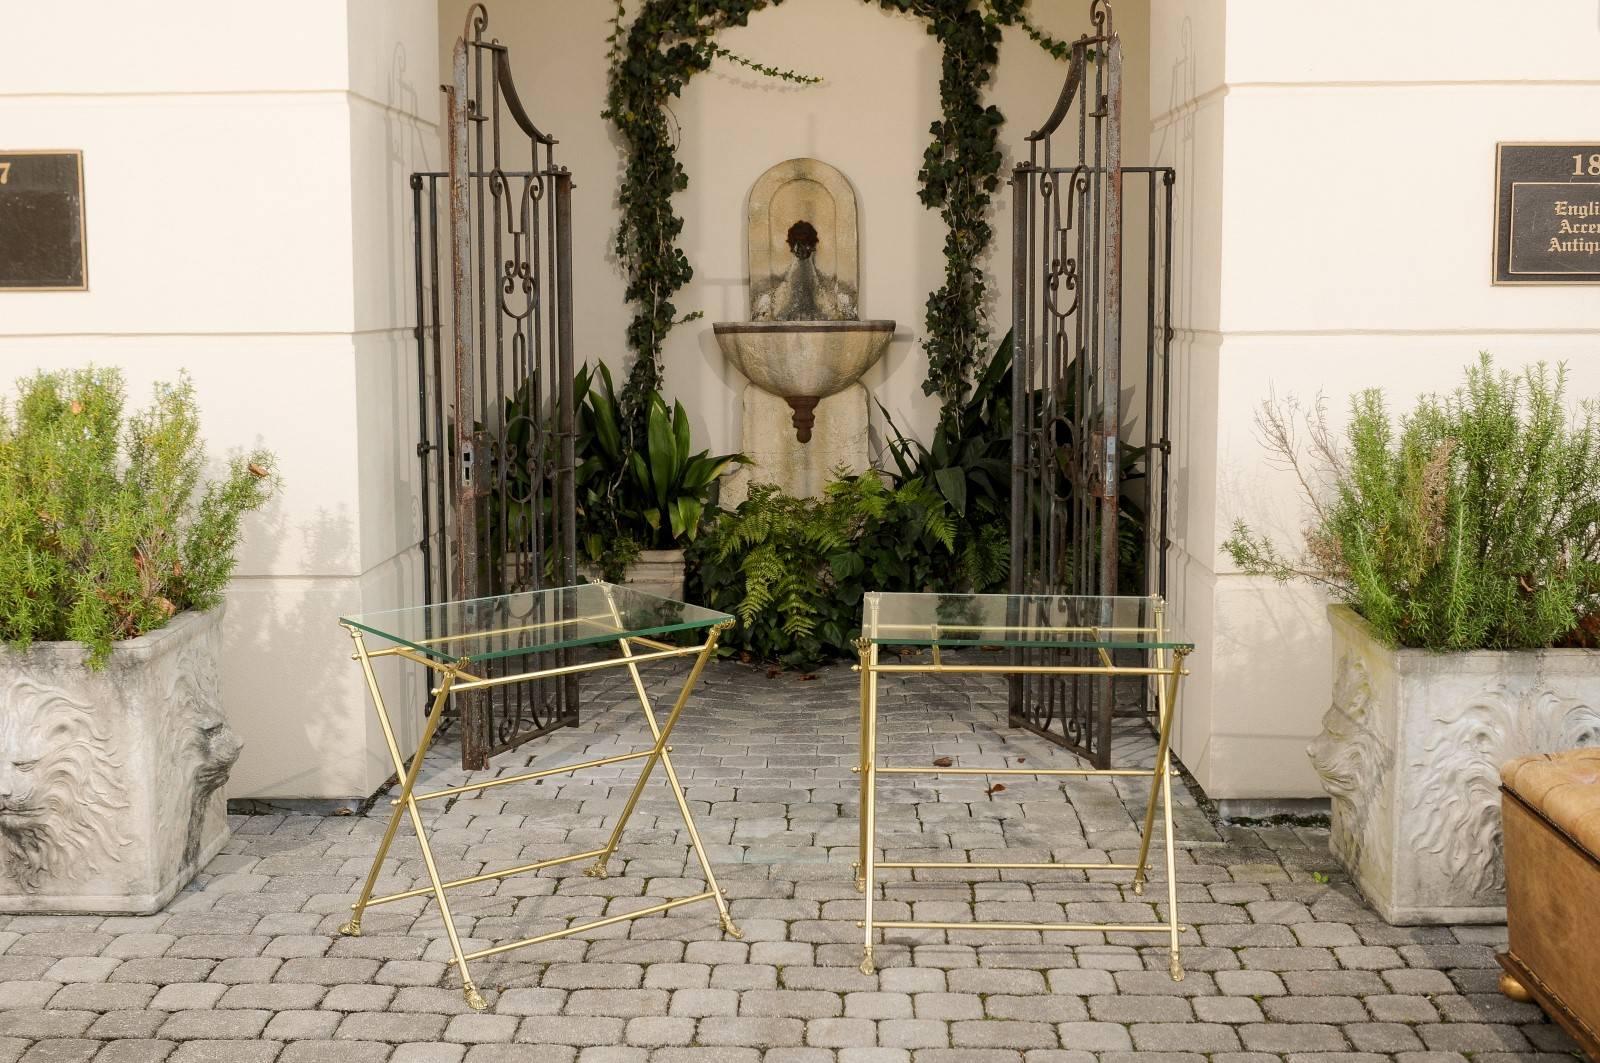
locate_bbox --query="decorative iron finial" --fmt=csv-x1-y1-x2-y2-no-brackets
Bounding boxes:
1091,0,1114,39
464,2,488,44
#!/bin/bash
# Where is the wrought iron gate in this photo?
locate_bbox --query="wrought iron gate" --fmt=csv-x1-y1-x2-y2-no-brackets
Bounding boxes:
1007,0,1176,767
412,4,577,770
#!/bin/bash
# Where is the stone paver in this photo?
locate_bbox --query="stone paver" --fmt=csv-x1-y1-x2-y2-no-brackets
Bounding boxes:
0,661,1574,1061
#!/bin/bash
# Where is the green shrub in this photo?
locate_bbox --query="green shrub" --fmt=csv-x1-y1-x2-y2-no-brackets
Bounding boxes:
568,362,742,580
879,330,1013,592
687,475,959,668
687,329,1161,666
0,367,277,665
878,327,1149,596
1223,353,1600,650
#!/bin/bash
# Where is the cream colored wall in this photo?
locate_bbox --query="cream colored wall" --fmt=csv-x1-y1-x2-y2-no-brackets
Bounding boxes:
0,0,440,798
1152,0,1600,799
437,0,1149,450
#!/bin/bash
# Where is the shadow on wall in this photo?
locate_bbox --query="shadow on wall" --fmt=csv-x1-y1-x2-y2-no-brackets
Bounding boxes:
1154,15,1196,593
1148,15,1199,760
227,498,359,801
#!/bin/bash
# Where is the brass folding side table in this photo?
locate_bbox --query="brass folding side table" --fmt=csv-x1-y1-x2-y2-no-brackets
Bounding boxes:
853,591,1195,979
338,584,740,1010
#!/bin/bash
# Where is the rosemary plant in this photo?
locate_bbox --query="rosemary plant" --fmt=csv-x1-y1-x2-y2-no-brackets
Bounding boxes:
1224,354,1600,650
0,367,277,665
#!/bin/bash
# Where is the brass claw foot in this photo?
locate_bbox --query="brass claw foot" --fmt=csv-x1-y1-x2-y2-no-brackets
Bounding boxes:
583,861,610,879
1499,971,1533,1003
338,919,362,937
1169,952,1184,982
860,947,876,976
720,914,744,940
463,981,487,1011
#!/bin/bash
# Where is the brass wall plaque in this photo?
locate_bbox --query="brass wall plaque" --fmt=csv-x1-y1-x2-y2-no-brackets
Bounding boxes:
1494,142,1600,285
0,150,87,291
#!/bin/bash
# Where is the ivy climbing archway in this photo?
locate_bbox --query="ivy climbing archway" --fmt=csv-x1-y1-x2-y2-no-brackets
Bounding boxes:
605,0,1075,425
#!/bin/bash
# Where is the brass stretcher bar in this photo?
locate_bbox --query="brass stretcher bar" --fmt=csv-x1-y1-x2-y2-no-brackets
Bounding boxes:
339,589,739,1011
853,594,1194,981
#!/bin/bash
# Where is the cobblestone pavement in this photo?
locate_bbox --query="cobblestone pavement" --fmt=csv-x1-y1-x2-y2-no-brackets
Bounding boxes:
1,657,1578,1062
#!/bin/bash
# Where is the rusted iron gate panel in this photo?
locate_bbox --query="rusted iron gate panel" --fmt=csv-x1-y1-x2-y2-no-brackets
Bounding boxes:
412,4,578,770
1008,0,1176,768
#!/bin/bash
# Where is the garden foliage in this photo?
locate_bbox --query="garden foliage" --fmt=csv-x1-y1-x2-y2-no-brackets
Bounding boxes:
687,329,1156,665
1224,354,1600,650
689,336,1020,666
687,476,965,668
571,362,742,579
0,367,276,664
605,0,1070,426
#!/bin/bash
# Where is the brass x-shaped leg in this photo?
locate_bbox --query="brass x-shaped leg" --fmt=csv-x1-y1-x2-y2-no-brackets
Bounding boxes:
584,598,741,938
340,611,738,1012
340,627,485,1008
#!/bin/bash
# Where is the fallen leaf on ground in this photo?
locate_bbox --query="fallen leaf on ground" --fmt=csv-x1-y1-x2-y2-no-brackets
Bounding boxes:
798,673,818,682
766,666,782,679
987,783,1007,795
933,756,954,767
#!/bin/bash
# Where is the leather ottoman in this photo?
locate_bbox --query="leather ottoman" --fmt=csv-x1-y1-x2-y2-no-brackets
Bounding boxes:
1498,747,1600,1060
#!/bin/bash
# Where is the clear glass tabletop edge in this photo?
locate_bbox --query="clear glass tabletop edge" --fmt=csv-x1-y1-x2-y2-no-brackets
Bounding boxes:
340,582,733,664
861,591,1194,651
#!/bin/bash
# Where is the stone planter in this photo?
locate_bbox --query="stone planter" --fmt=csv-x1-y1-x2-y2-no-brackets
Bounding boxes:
0,608,241,914
1313,604,1600,924
580,549,686,601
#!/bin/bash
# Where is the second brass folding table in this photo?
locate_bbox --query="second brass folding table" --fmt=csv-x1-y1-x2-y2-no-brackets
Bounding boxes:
853,591,1195,980
337,583,740,1010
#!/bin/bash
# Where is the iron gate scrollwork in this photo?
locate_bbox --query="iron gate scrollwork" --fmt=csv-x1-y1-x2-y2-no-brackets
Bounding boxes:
412,4,578,770
1007,0,1176,768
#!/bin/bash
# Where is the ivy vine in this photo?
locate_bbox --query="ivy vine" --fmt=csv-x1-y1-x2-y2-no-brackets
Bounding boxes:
604,0,1069,429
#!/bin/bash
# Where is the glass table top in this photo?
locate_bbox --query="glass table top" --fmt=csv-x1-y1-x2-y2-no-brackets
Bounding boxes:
341,583,732,664
863,592,1192,651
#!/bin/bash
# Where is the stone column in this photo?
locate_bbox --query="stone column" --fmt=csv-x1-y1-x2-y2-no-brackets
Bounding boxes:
0,0,441,800
1154,0,1600,805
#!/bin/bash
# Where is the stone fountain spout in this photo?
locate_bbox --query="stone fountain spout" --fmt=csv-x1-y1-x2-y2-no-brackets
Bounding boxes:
713,158,894,504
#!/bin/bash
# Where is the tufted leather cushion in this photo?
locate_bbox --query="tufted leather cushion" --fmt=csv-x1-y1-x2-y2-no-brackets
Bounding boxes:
1501,748,1600,855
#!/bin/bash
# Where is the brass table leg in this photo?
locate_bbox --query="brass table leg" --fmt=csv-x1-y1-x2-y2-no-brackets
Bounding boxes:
340,665,457,938
589,608,742,939
853,638,871,894
858,638,881,975
344,628,486,1010
1156,652,1189,979
1130,631,1190,980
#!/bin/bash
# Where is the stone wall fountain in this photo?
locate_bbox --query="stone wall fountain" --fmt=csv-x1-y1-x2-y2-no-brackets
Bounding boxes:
714,158,893,503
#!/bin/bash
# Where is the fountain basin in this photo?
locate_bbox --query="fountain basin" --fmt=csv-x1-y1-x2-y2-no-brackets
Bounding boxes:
714,320,894,442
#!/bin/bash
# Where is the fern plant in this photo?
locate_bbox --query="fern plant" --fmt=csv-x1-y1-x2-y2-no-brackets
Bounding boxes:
1223,353,1600,650
879,330,1013,592
687,475,957,667
0,367,277,665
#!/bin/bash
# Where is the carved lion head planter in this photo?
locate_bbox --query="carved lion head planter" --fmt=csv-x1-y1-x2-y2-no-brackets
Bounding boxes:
0,608,240,913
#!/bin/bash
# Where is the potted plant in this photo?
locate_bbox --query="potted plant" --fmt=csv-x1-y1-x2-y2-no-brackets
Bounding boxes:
573,363,742,598
1225,354,1600,924
0,367,276,914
